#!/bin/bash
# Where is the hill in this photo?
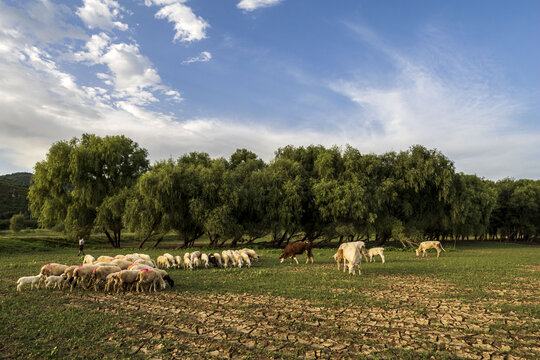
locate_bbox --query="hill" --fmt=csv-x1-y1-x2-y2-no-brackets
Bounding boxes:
0,172,32,219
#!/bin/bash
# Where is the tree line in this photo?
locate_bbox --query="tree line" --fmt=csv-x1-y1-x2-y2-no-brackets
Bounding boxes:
28,134,540,248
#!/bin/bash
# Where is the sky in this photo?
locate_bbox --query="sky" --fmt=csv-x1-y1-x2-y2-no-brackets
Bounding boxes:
0,0,539,180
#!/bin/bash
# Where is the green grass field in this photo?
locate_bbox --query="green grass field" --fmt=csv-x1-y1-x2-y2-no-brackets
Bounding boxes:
0,235,538,359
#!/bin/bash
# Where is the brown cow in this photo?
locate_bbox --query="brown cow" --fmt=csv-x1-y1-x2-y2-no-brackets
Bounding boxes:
279,241,314,264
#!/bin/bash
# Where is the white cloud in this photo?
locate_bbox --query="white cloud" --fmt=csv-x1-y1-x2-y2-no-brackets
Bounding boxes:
145,0,209,42
327,25,540,180
76,0,128,31
182,51,212,64
237,0,283,12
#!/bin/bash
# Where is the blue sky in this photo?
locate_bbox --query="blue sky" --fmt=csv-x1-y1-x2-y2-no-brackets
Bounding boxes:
0,0,538,179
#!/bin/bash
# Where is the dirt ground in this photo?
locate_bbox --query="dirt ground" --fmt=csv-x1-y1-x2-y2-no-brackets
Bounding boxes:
68,274,539,359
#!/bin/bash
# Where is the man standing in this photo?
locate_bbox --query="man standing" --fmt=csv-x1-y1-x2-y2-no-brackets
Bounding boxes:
78,235,85,256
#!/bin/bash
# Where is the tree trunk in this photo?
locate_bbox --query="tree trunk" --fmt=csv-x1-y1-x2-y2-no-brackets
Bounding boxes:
104,229,118,248
152,236,164,248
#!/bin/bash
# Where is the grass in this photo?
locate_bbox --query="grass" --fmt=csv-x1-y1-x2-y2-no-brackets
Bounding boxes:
0,233,538,359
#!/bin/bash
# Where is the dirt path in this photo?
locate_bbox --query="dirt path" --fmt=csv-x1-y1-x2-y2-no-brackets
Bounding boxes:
67,274,539,359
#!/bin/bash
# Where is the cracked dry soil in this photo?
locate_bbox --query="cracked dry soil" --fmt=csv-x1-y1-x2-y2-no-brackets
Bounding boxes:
68,274,539,360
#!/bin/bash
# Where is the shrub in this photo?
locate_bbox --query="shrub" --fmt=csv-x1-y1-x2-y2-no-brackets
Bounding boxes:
9,214,25,233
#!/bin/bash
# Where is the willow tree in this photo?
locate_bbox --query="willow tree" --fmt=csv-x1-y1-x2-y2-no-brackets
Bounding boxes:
28,134,149,246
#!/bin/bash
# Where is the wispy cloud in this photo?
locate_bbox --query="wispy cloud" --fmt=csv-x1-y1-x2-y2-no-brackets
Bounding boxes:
182,51,212,64
327,22,539,179
237,0,283,12
145,0,209,42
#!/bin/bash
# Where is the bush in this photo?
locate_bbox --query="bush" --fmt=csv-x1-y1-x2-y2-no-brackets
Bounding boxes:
9,214,25,233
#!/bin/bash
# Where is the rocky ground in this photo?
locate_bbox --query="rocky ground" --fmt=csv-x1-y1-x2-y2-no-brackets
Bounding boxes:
69,273,539,359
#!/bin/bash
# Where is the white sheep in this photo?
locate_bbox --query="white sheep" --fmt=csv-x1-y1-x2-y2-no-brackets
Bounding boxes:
201,253,210,268
83,255,96,265
157,255,171,269
111,258,132,270
221,251,231,268
364,247,385,263
112,270,139,293
183,253,193,270
239,251,251,268
163,253,176,267
212,253,223,268
174,255,182,269
45,275,66,289
96,256,115,263
71,265,99,291
241,248,259,261
16,274,43,291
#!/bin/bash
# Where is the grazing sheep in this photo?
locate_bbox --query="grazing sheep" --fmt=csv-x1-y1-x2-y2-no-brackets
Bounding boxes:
163,253,176,267
157,255,171,269
153,269,174,289
364,247,385,263
83,255,96,265
111,259,132,270
135,253,152,262
133,259,155,268
221,251,231,268
127,264,151,272
416,241,446,258
174,256,182,269
44,275,66,289
62,266,78,289
190,252,201,269
71,265,99,291
201,253,210,268
16,274,43,291
90,265,122,291
96,256,115,263
212,253,223,268
241,248,259,261
136,269,164,293
40,263,69,278
183,253,193,270
112,270,140,293
208,253,221,268
232,251,244,268
239,251,251,268
280,242,314,264
114,255,126,260
104,273,117,292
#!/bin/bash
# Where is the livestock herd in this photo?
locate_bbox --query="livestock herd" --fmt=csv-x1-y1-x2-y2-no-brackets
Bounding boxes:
16,241,446,291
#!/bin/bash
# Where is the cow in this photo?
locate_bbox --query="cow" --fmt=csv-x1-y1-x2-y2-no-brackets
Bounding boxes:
279,241,314,264
416,241,446,258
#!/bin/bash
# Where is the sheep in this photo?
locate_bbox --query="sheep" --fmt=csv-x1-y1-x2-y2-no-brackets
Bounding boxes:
363,247,385,263
111,259,132,270
104,272,117,292
62,266,78,289
153,269,174,289
416,241,446,258
135,253,153,262
133,259,155,268
127,264,151,272
96,256,115,263
163,253,176,267
114,254,126,260
201,253,210,268
71,265,99,291
16,274,43,291
183,253,193,270
221,251,231,268
239,251,251,268
44,275,66,289
232,251,244,268
241,248,259,261
208,253,222,268
83,255,96,265
190,252,201,269
212,253,223,268
136,269,164,293
157,255,171,269
90,265,122,291
112,270,140,293
40,263,69,278
174,255,182,269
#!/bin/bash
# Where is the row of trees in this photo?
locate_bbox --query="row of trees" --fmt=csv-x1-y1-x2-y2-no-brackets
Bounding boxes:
28,134,540,248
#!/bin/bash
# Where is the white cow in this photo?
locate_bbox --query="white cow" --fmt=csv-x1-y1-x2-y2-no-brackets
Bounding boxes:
416,241,446,258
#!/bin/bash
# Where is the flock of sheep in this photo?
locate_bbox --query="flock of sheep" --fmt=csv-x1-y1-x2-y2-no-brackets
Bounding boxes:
15,240,445,291
16,248,260,293
157,248,259,270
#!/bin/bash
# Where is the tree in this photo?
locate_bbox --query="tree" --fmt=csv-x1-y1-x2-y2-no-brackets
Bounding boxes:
28,134,149,247
10,214,25,233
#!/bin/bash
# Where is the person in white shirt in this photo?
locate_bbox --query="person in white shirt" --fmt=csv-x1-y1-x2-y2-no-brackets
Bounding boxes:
78,236,85,256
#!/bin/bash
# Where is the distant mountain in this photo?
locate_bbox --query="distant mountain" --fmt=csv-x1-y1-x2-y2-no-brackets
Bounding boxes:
0,172,32,219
